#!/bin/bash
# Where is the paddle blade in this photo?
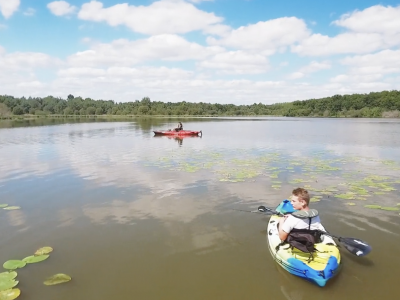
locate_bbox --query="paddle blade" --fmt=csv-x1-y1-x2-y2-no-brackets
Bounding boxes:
258,206,267,212
339,237,372,257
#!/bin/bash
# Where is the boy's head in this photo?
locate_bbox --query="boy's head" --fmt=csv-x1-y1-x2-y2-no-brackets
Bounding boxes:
291,187,310,210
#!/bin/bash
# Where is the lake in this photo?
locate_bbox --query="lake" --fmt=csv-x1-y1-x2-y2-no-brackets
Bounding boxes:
1,117,400,300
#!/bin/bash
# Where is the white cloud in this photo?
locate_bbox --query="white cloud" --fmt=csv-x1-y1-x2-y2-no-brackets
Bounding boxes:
340,49,400,75
187,0,214,3
330,74,383,83
0,0,20,18
0,50,62,70
288,61,330,80
57,66,194,80
293,5,400,56
47,1,77,16
301,61,331,73
292,32,400,56
198,51,269,74
67,35,224,67
78,0,223,35
288,72,305,80
333,5,400,34
207,17,310,55
23,7,36,16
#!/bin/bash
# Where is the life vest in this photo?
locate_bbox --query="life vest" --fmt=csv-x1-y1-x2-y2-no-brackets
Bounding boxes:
278,209,322,254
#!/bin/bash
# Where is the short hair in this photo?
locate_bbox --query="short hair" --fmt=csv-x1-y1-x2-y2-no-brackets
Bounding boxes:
292,187,310,205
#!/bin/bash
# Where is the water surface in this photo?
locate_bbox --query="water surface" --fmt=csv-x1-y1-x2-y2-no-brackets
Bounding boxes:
1,117,399,300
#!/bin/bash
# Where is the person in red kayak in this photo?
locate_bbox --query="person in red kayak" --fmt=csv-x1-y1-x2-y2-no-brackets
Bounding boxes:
174,122,183,132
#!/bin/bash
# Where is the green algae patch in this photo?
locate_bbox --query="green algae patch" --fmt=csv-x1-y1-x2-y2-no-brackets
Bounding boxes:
364,205,382,209
336,194,355,200
380,207,399,211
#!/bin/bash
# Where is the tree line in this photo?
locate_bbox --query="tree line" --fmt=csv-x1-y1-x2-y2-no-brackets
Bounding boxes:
1,90,400,118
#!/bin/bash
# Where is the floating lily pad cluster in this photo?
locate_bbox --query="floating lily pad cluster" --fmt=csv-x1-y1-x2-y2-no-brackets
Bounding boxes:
0,247,71,299
143,149,400,212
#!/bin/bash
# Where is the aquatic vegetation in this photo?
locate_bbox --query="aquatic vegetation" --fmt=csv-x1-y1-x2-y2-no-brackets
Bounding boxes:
2,261,26,270
142,148,399,213
0,204,8,208
346,203,356,206
380,207,399,211
335,194,355,200
364,205,382,209
34,247,53,256
0,288,20,300
22,255,49,264
1,246,71,299
0,273,17,282
43,274,71,286
0,280,18,292
2,207,20,211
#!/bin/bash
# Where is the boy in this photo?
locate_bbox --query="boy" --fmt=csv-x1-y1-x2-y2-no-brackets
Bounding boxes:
278,188,325,242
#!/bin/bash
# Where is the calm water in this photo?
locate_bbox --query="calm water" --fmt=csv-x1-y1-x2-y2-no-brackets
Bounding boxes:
0,117,400,300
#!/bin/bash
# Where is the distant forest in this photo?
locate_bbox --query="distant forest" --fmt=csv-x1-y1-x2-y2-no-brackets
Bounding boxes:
1,90,400,118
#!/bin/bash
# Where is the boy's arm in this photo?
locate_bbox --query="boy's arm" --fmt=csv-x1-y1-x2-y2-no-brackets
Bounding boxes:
278,216,290,241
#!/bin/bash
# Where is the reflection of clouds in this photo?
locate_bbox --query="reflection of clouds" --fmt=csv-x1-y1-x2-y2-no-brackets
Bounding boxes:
57,208,77,227
0,144,55,181
5,210,27,228
83,190,221,224
2,118,400,226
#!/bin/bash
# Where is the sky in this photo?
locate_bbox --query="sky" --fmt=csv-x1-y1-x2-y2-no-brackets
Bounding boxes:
1,0,400,105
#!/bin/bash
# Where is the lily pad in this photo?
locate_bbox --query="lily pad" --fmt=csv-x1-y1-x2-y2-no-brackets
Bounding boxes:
2,261,26,270
0,273,17,282
364,205,382,209
0,204,8,208
0,280,18,292
2,207,20,211
380,207,400,211
43,274,71,286
22,255,49,264
34,247,53,256
0,288,20,300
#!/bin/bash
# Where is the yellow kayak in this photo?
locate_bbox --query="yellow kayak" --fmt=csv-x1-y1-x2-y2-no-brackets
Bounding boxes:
266,203,341,287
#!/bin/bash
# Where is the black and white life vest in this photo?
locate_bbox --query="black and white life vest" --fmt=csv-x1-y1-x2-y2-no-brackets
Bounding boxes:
279,209,322,254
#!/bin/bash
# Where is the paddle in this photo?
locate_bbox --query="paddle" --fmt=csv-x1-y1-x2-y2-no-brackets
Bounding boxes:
257,205,372,257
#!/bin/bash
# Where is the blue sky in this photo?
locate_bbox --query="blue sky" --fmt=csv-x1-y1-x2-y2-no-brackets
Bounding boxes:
1,0,400,104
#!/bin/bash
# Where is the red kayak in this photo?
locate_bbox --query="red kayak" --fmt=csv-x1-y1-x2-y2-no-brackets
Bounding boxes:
153,130,202,136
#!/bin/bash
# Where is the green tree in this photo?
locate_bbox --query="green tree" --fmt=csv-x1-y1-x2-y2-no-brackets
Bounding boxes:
12,105,24,115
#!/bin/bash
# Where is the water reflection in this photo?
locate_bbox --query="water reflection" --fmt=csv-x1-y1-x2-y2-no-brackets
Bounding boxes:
1,117,400,300
153,135,202,146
